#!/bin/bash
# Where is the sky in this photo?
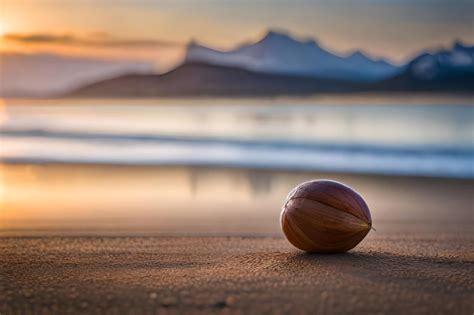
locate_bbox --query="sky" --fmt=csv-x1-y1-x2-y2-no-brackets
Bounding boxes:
0,0,473,68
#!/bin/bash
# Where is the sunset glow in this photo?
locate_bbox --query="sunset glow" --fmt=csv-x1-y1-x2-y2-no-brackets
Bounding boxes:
0,20,4,37
1,0,472,63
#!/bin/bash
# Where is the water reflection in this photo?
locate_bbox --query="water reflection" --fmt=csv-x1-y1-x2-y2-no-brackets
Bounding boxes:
1,164,472,235
189,168,274,197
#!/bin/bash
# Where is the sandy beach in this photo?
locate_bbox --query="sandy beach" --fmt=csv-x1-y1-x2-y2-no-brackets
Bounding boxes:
1,164,473,314
1,231,473,315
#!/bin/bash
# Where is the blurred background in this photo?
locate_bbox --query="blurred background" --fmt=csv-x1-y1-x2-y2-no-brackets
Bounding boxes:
0,0,473,236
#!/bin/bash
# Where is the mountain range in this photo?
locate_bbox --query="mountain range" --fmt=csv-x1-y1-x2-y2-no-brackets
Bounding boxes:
374,41,474,92
3,30,474,97
185,31,398,82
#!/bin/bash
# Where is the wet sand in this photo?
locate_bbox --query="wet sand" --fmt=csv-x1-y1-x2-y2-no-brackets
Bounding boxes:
1,164,473,234
1,164,473,314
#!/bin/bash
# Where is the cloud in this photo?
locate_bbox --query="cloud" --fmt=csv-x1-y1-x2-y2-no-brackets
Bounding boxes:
3,32,183,48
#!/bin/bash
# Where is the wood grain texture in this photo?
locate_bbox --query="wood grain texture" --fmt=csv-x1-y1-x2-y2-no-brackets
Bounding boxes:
281,180,372,253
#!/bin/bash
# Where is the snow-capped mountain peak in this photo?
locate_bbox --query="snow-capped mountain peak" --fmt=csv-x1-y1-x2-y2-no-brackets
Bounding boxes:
256,30,318,48
410,41,474,79
260,30,292,42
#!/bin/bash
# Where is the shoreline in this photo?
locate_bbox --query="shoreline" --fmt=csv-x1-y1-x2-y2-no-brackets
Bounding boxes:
3,160,474,180
2,92,474,105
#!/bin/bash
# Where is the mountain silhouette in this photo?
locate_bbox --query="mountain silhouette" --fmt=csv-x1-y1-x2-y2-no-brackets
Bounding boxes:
68,62,360,97
374,41,474,92
185,30,399,82
63,32,474,97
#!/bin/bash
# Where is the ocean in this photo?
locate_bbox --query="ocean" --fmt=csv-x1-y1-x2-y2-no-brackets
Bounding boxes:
1,97,473,178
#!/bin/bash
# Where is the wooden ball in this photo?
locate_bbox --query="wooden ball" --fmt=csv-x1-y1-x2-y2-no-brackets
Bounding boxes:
281,180,372,253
